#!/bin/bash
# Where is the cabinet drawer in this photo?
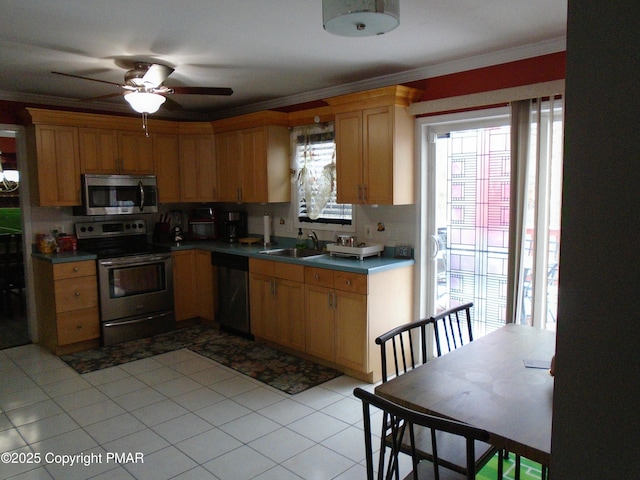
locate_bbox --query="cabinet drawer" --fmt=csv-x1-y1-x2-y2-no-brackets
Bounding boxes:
305,266,334,288
249,258,275,276
57,307,100,345
274,262,304,282
53,260,96,280
334,271,367,294
54,277,98,312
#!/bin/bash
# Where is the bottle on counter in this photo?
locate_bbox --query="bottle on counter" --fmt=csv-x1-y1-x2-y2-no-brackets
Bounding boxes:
296,228,306,249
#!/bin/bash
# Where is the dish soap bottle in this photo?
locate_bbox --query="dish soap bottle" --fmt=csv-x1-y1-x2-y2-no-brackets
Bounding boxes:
296,228,306,249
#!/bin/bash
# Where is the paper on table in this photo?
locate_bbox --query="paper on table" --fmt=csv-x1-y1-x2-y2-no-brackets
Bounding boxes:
523,359,551,369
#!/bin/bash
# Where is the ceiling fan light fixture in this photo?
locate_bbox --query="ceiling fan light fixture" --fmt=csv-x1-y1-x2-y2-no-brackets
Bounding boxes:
124,91,166,114
322,0,399,37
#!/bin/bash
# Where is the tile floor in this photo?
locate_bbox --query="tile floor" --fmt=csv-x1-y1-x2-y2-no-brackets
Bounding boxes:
0,343,404,480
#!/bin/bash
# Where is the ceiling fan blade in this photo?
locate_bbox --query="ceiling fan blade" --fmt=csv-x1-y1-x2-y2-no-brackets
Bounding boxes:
52,71,123,87
142,63,174,88
79,92,124,102
170,86,233,96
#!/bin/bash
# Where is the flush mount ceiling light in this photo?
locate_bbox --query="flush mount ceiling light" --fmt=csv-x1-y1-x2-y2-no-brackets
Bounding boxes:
322,0,400,37
124,91,166,114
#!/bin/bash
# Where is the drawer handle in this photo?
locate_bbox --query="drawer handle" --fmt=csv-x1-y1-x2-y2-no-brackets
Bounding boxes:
73,266,79,272
345,279,351,286
74,291,81,297
76,324,82,330
314,274,319,280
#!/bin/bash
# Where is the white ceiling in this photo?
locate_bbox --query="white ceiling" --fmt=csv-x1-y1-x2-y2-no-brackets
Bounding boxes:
0,0,567,120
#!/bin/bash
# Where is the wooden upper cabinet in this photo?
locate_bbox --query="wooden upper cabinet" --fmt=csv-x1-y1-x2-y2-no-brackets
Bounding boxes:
78,128,119,174
329,86,422,205
334,111,363,205
153,133,181,203
117,130,155,174
213,114,290,204
79,128,154,174
179,134,217,202
215,131,242,202
30,125,81,206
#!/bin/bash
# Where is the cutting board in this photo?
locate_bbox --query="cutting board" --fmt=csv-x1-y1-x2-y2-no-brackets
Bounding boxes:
239,237,261,245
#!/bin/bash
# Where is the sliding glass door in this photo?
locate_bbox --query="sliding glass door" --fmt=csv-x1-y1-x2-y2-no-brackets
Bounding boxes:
423,111,510,337
419,103,562,337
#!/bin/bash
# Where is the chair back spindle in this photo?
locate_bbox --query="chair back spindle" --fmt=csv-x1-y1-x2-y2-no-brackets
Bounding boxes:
431,302,474,356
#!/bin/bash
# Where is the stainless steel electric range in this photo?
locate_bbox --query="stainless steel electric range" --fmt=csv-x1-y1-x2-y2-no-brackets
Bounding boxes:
75,219,174,346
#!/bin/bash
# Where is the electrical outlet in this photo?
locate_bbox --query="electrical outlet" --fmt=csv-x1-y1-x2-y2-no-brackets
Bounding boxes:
365,224,373,239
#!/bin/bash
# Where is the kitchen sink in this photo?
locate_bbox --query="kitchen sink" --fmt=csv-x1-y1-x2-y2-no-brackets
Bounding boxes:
259,248,326,259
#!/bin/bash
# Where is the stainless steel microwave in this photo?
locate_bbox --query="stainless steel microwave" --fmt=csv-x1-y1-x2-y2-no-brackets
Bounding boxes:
78,174,159,216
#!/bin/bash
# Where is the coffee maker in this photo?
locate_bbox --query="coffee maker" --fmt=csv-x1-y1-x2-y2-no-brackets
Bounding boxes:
221,211,247,243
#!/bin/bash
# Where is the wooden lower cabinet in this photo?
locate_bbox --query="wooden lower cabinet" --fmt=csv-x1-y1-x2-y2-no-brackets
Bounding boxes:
250,259,414,383
249,258,305,351
34,258,100,355
305,267,368,372
172,250,215,322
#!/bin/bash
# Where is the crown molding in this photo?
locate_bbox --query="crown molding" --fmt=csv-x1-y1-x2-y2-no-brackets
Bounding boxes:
208,37,566,119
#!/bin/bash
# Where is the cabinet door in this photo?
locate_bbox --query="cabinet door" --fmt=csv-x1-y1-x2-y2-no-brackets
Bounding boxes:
275,279,305,350
118,130,154,174
334,290,368,371
172,250,198,321
180,135,217,202
249,273,277,341
363,106,394,204
34,125,81,206
195,250,215,321
153,133,181,203
240,127,268,203
79,128,119,174
335,111,363,204
215,132,242,202
305,284,335,362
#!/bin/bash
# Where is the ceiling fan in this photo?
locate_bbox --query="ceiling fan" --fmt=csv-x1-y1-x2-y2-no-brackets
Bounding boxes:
52,62,233,114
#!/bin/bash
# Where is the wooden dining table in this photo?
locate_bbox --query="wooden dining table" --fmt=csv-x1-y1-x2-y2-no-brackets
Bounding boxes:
375,323,555,466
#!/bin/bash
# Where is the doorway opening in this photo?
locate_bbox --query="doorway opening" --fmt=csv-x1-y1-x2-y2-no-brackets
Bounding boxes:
0,129,30,349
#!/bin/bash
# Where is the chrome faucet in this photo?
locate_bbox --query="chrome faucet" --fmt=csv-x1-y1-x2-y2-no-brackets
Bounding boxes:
308,231,319,250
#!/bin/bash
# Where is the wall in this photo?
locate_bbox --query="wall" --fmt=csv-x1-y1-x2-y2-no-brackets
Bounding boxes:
245,203,416,249
551,1,640,477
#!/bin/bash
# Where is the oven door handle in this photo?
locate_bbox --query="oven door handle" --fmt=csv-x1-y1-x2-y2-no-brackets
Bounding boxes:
99,254,171,267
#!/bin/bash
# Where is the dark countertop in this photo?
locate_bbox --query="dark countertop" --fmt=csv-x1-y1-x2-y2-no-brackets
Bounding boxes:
33,238,415,274
169,239,414,274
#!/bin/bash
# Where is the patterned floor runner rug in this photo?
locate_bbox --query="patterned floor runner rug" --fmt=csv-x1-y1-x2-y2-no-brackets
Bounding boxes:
60,324,342,395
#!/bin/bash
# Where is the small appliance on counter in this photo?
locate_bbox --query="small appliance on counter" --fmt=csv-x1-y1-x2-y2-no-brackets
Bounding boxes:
188,207,218,240
222,211,247,243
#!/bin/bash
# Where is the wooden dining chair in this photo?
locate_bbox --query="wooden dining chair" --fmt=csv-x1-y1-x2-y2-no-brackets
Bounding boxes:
354,387,501,480
430,302,474,356
375,318,497,476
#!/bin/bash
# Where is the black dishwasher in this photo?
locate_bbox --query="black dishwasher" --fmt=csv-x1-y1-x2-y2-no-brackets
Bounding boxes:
211,252,251,335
